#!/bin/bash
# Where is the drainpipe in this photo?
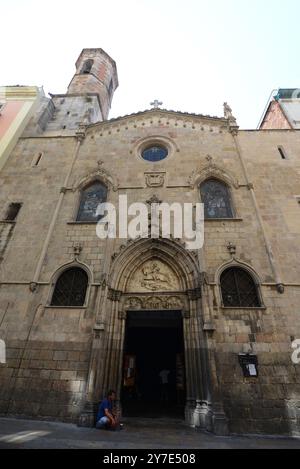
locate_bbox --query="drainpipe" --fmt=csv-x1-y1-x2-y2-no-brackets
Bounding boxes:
230,123,284,294
30,126,85,290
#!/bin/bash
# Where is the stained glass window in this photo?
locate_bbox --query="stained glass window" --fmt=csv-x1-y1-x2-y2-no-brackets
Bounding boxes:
51,267,88,307
200,179,233,219
77,182,107,222
142,145,168,162
221,268,261,308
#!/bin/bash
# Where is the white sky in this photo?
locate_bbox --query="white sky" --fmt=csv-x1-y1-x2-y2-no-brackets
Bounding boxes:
1,0,300,128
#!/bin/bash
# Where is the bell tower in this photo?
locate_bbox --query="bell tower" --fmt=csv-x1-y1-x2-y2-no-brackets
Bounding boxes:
67,48,118,121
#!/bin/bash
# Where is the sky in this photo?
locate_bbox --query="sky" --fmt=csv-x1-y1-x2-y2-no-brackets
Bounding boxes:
1,0,299,128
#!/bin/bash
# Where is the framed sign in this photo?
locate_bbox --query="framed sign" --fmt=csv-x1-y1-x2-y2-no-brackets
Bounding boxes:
238,354,258,378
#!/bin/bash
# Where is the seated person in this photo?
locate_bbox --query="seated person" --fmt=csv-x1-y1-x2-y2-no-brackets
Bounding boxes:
96,390,119,430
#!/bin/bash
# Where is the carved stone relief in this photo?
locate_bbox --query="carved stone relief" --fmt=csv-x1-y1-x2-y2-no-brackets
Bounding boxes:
145,172,165,188
127,259,181,293
124,295,185,311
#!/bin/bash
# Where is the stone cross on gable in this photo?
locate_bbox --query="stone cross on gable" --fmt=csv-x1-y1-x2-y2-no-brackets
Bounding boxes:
150,99,163,109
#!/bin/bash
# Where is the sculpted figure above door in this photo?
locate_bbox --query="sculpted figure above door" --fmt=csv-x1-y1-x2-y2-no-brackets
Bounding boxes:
126,259,181,293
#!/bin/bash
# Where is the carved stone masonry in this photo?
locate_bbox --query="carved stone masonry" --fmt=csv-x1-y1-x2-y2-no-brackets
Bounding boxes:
99,273,107,287
118,311,126,320
146,194,162,205
73,242,83,257
227,242,236,257
124,295,185,311
29,282,38,293
145,172,165,188
93,323,105,338
187,288,202,300
107,288,122,302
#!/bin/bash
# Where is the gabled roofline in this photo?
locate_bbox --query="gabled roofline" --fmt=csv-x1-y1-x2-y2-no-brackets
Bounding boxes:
259,99,293,130
258,88,299,129
257,89,277,129
86,108,228,130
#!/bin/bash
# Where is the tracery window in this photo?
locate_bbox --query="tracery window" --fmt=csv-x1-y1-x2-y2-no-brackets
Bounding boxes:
200,179,233,219
76,181,107,222
141,145,168,162
51,267,88,307
220,267,261,308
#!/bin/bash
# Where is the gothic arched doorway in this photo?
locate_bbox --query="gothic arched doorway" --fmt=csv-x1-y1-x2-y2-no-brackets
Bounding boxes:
106,239,207,425
122,308,185,418
80,238,229,434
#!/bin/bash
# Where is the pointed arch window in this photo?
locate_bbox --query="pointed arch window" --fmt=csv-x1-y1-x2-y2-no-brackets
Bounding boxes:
220,267,261,308
76,181,108,222
51,267,88,307
81,59,94,74
200,179,233,219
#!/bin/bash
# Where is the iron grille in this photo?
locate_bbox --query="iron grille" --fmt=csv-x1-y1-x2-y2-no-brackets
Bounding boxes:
51,267,88,307
221,267,260,308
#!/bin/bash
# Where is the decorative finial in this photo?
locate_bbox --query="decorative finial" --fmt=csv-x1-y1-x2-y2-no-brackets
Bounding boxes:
146,194,162,206
73,243,83,257
227,242,236,257
150,99,163,109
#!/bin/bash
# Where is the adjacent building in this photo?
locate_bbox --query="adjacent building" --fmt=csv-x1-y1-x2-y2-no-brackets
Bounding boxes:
259,88,300,130
0,86,44,171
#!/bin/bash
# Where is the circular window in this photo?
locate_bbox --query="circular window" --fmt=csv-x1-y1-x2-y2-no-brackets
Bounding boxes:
141,145,168,162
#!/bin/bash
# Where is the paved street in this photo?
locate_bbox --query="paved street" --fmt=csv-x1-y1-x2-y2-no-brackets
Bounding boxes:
0,417,300,449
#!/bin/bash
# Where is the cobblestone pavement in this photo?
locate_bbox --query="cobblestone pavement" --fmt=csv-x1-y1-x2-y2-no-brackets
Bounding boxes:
0,417,299,449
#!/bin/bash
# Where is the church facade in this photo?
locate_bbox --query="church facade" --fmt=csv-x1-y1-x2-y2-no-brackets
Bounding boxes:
0,48,300,436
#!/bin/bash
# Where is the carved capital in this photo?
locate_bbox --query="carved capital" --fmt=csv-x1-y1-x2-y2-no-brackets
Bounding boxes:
29,282,38,293
187,288,202,300
76,130,86,142
118,311,126,320
107,288,122,302
276,283,285,294
229,125,239,136
203,322,216,332
93,323,105,338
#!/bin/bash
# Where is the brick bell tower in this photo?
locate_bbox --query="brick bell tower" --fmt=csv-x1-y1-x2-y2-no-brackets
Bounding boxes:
67,48,118,121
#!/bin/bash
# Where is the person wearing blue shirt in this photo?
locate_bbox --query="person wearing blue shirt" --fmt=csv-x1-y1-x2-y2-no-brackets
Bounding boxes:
96,390,119,430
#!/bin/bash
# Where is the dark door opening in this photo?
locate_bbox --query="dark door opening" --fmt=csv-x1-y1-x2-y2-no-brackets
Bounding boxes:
121,310,186,418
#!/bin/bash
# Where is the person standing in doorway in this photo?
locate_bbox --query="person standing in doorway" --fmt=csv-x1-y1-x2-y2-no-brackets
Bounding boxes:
159,368,170,403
